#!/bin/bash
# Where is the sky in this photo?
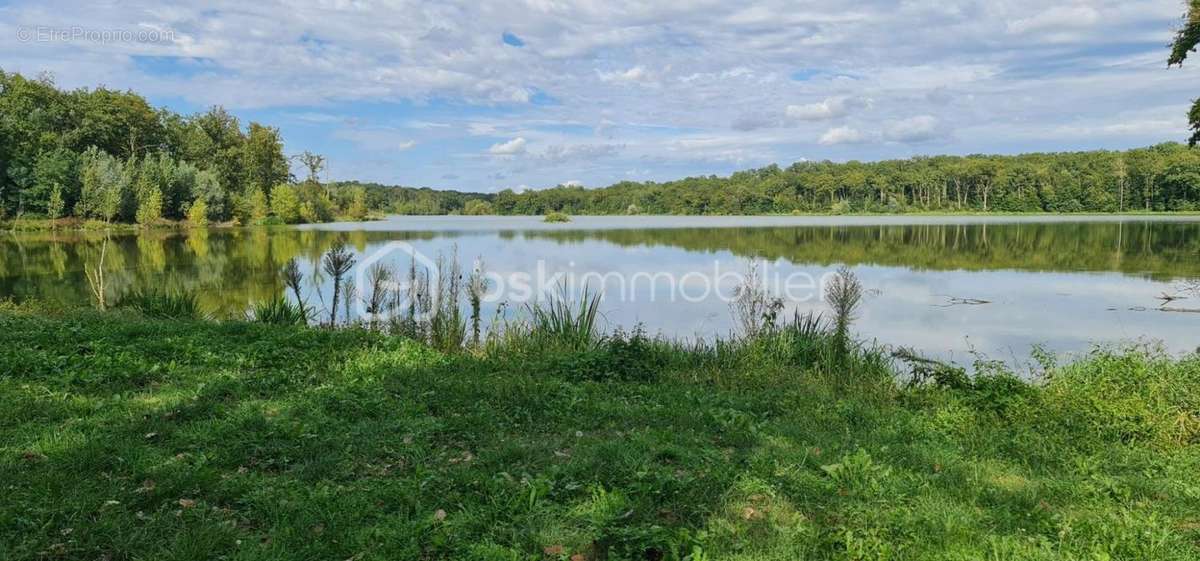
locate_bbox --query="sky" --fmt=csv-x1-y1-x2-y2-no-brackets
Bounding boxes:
1,1,1197,192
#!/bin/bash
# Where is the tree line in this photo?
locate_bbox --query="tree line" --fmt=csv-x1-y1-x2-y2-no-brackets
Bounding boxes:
7,69,1200,222
483,145,1200,216
0,70,382,225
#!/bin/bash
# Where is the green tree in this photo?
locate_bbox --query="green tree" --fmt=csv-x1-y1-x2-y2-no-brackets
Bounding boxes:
463,199,495,215
186,197,209,225
1169,0,1200,145
270,183,301,223
136,187,163,224
46,184,65,219
242,123,290,193
346,186,368,220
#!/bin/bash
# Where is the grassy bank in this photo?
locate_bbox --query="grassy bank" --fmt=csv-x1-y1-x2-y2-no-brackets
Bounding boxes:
1,304,1199,560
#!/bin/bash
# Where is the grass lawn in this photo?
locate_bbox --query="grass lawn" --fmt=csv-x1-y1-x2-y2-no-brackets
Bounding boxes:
2,305,1199,560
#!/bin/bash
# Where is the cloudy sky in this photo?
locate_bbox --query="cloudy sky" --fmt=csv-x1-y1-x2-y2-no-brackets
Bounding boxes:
1,1,1196,192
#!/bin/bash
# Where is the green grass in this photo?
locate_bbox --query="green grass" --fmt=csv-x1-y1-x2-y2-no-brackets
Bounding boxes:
1,305,1199,560
543,211,572,223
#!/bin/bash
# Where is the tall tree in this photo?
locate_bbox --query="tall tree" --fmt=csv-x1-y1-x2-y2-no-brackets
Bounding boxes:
1169,0,1200,145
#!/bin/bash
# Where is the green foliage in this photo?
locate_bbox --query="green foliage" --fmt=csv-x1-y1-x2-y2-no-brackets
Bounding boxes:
269,183,301,224
186,198,209,225
345,185,369,220
45,184,65,219
2,307,1199,560
462,199,495,215
249,296,308,325
478,145,1200,215
135,187,163,224
114,289,203,319
0,71,289,224
240,187,270,225
543,210,571,223
526,285,603,351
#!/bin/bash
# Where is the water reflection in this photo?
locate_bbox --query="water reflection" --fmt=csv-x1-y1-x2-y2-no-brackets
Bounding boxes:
2,217,1197,367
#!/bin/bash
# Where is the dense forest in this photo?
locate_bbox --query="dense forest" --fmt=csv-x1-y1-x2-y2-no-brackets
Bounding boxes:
0,70,389,225
486,144,1200,215
5,69,1200,223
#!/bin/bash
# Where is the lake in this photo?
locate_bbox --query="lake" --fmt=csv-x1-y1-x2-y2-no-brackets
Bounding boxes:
3,215,1199,371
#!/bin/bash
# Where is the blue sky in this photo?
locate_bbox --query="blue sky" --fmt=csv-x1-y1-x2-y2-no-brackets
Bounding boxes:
1,1,1196,192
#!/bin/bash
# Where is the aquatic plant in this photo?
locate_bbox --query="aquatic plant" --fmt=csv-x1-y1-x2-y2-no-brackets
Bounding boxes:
526,283,603,351
543,211,571,223
321,243,355,326
116,289,204,320
729,261,783,338
280,258,306,315
249,296,308,325
467,259,488,347
825,266,863,357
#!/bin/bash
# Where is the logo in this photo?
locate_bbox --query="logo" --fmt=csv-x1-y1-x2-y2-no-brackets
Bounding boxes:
353,241,439,323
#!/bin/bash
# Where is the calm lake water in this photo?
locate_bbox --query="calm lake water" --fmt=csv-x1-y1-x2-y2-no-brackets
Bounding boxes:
3,215,1199,370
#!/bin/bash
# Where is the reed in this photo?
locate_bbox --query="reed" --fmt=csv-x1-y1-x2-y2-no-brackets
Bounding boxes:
526,283,603,351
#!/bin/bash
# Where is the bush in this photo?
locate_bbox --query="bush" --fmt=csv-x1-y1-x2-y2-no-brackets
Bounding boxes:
543,211,571,223
186,198,209,225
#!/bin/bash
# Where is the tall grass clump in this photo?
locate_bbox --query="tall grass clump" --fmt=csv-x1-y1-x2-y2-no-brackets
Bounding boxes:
526,284,603,351
249,296,308,325
116,289,204,320
543,211,571,223
361,263,397,329
730,261,783,338
390,256,433,341
429,251,466,352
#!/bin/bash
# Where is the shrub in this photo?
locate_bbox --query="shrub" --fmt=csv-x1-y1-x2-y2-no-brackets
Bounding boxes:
187,198,209,226
543,211,571,223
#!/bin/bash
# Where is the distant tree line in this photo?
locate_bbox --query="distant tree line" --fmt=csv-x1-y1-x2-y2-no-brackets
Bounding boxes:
485,145,1200,215
324,181,494,216
0,70,374,225
8,69,1200,223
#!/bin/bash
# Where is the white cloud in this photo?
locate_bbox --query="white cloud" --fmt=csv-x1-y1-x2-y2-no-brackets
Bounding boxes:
883,115,944,143
1,0,1189,190
397,140,417,150
818,126,868,145
785,96,869,121
1008,5,1101,35
488,137,527,155
563,179,584,187
599,65,653,84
